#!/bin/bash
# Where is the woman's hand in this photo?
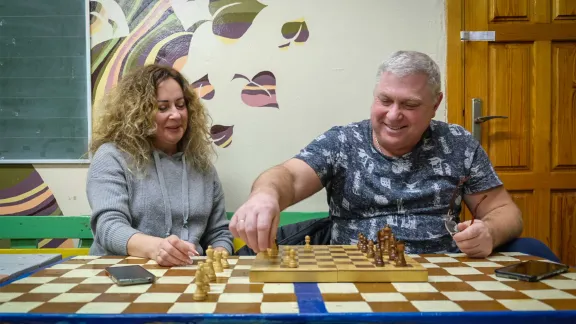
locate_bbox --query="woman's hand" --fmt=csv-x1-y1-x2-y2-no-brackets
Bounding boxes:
155,235,199,266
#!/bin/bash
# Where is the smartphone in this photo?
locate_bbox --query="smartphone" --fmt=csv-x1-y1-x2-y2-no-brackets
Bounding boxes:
495,260,569,282
105,265,156,286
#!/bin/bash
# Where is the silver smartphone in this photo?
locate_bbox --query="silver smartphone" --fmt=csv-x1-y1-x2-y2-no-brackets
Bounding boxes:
105,265,156,286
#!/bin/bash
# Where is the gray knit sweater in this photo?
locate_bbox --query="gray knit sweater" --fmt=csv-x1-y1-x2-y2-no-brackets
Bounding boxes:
86,142,234,256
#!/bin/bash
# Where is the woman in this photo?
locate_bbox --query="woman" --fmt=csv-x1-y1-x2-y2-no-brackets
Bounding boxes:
87,64,234,266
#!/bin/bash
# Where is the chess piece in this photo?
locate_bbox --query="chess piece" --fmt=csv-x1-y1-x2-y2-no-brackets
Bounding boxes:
389,233,397,260
206,245,214,261
282,246,291,266
213,251,223,273
201,263,211,291
268,238,279,257
374,249,385,267
221,250,230,269
206,259,216,281
288,248,298,268
193,265,207,300
367,240,374,258
304,235,312,251
395,241,407,267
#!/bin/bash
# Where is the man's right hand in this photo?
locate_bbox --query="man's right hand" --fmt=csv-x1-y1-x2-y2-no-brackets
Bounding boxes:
229,191,281,253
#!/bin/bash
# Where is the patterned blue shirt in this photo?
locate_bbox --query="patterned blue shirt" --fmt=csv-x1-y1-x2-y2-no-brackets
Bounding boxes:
293,119,502,254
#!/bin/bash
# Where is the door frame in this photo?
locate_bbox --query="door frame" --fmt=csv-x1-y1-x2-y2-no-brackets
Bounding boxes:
446,0,465,127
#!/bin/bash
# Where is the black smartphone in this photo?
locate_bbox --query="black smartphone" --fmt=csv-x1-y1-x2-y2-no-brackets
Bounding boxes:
494,260,569,282
105,265,156,286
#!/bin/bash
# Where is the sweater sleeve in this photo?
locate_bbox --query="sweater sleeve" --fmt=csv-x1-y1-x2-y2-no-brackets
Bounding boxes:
199,168,234,254
87,144,140,255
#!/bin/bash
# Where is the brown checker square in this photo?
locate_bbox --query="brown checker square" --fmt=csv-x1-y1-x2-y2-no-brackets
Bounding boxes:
147,283,189,293
332,255,349,259
235,259,253,265
299,262,317,266
455,300,510,311
482,291,530,300
322,293,364,302
50,277,85,284
223,284,263,293
12,293,59,302
68,284,112,293
99,256,127,260
96,271,108,277
0,284,41,293
504,281,554,290
30,302,85,313
78,264,110,270
369,301,419,312
354,264,375,269
62,259,90,264
334,260,352,264
215,277,229,284
262,293,297,302
430,282,476,291
355,283,397,293
177,293,219,303
455,274,495,281
435,263,469,268
315,252,331,257
419,253,445,258
565,289,576,297
214,303,261,313
411,257,427,263
318,264,337,269
542,299,576,310
92,293,141,303
118,258,148,265
516,255,542,261
427,268,450,276
476,268,497,275
123,303,173,313
163,269,196,276
31,269,71,277
403,292,449,301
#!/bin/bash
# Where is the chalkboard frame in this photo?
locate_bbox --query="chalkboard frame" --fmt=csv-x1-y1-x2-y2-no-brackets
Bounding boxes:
0,0,92,164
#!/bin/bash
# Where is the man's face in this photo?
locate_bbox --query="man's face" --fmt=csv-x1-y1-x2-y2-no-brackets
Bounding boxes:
370,71,442,156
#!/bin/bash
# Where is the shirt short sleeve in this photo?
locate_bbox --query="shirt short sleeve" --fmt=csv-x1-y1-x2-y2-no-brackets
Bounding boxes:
463,142,503,194
293,126,345,187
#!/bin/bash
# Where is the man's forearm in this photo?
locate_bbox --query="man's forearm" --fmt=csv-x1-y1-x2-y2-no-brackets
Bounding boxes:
250,165,296,211
483,204,523,248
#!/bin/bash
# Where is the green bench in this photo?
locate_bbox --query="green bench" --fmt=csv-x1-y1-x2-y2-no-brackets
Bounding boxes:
0,212,328,256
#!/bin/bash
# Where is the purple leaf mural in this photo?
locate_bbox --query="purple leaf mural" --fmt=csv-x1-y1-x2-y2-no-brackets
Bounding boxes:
191,74,215,100
232,71,278,108
208,0,267,42
211,124,234,148
279,19,309,49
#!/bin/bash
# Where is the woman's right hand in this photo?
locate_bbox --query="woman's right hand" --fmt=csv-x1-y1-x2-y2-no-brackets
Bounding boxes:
155,235,199,266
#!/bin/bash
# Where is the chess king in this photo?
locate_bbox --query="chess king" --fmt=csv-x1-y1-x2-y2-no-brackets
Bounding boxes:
230,50,524,258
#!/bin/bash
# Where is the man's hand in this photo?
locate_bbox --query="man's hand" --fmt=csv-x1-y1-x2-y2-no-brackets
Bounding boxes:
453,219,494,258
154,235,198,266
229,191,281,253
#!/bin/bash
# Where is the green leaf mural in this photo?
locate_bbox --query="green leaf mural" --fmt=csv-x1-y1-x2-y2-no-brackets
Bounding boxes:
279,19,309,49
208,0,267,43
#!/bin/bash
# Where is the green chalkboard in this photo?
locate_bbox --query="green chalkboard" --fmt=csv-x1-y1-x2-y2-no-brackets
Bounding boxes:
0,0,91,163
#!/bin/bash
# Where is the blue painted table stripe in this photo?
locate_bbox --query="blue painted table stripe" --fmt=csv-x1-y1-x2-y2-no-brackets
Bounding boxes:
294,282,327,313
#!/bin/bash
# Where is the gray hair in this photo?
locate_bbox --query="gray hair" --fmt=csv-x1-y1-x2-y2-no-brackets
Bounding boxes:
375,50,442,96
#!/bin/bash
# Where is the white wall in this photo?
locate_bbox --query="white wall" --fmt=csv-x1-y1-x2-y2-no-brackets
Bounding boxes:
34,0,447,215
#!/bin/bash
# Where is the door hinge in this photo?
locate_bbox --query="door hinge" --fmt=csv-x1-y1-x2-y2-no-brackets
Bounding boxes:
460,31,495,41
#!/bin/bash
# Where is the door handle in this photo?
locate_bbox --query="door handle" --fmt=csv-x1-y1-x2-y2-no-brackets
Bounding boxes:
471,98,508,142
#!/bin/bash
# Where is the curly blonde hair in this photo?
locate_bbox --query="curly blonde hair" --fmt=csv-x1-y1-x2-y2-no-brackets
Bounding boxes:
90,64,214,174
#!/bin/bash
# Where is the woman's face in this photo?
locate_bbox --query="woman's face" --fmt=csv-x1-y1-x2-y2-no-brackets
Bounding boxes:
152,77,188,155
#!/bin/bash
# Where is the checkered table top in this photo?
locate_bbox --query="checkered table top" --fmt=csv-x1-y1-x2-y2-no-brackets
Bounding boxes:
0,252,574,316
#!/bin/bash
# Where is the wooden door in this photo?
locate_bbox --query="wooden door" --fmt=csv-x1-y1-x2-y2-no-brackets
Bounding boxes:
447,0,576,266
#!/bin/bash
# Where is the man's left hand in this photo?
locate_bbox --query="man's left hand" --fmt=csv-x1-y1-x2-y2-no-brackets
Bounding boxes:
453,219,494,258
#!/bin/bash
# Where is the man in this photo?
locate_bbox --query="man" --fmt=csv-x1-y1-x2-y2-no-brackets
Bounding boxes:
229,50,523,257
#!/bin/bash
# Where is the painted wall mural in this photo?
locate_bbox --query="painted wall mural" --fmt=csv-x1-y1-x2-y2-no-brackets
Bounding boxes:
90,0,309,148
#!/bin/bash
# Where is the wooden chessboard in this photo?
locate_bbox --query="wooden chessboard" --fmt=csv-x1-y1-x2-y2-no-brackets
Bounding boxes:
249,245,428,283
